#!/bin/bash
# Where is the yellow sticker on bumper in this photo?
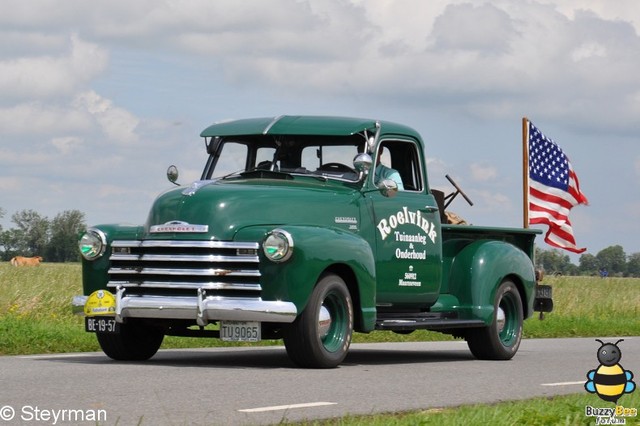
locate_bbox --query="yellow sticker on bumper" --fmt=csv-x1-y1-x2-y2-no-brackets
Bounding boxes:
84,290,116,316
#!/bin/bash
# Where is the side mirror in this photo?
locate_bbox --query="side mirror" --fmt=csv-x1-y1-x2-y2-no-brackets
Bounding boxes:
378,179,398,198
167,165,179,185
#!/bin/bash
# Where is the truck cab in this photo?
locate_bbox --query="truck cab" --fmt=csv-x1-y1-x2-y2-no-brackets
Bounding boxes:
73,115,552,368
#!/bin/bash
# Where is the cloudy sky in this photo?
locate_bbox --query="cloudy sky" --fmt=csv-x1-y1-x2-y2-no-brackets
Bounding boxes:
1,0,639,260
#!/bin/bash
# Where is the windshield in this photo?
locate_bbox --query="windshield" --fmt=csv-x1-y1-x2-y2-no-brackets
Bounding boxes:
202,134,366,182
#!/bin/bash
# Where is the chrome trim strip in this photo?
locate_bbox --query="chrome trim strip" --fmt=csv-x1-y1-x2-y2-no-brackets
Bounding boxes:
109,253,259,263
116,295,297,323
111,240,142,248
109,254,140,261
262,114,285,135
107,281,262,291
111,240,259,250
108,267,261,277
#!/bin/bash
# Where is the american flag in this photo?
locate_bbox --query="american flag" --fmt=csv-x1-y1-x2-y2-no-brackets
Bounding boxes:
528,121,588,253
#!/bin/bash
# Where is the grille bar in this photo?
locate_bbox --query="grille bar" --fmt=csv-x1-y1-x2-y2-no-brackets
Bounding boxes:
107,240,261,295
108,281,262,291
109,253,259,263
111,240,259,250
108,267,261,277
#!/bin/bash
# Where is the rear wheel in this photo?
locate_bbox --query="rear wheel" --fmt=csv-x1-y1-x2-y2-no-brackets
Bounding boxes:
466,280,523,360
284,273,353,368
96,321,164,361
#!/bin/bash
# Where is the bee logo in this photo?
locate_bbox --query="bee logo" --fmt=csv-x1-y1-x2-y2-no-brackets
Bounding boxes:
585,339,636,403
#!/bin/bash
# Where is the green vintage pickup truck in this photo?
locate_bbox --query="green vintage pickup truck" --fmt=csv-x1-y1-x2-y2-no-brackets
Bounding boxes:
73,115,552,368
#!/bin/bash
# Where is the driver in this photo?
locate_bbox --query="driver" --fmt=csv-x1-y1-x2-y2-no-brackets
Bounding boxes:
374,146,404,190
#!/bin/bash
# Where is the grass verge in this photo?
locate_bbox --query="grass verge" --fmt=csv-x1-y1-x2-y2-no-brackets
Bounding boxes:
291,392,640,425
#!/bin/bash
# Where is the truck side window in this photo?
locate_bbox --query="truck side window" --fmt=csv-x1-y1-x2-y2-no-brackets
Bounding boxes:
381,141,423,192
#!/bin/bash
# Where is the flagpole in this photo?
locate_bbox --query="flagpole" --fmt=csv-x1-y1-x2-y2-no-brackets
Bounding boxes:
522,117,529,229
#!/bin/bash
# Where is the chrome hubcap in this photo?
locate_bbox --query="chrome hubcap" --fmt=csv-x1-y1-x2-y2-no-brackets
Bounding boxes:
317,305,332,339
496,307,506,333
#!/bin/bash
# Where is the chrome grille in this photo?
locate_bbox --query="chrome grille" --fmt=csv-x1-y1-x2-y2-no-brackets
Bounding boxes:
107,240,261,294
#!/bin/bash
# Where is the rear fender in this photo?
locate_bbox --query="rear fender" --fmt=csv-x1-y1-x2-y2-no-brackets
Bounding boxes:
448,240,535,323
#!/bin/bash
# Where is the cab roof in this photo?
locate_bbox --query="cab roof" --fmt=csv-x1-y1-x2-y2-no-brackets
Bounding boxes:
200,115,421,139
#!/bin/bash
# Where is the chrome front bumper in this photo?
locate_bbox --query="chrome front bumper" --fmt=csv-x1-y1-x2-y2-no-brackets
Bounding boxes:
72,288,297,326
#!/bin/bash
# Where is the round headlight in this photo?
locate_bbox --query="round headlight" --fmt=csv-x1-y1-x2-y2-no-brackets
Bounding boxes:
79,228,107,260
263,229,294,262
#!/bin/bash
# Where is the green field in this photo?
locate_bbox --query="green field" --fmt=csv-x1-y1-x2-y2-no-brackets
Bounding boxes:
1,263,639,425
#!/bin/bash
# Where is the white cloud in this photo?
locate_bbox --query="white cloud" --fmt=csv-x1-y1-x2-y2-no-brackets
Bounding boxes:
0,148,50,167
429,3,515,54
470,163,498,182
571,42,607,62
1,1,638,133
0,176,23,191
51,136,84,154
0,102,90,135
0,91,139,144
472,190,514,213
74,91,140,144
0,34,108,101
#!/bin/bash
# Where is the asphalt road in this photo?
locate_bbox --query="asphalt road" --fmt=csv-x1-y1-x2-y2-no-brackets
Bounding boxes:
1,337,639,425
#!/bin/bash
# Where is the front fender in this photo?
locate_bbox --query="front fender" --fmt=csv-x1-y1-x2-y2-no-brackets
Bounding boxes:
235,225,377,331
81,224,144,295
448,240,535,323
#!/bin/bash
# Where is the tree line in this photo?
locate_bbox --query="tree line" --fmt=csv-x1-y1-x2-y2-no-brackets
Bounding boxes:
535,245,640,278
0,208,86,262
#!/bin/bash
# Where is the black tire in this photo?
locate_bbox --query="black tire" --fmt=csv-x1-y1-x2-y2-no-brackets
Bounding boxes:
96,321,164,361
284,274,353,368
466,280,523,360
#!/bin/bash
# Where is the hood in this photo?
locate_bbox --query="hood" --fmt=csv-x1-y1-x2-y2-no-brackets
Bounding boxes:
145,178,363,241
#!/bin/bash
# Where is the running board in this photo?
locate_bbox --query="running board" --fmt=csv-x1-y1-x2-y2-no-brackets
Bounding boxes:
375,314,485,331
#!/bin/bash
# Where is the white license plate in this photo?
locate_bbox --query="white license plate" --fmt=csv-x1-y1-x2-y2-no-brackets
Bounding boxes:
220,321,261,342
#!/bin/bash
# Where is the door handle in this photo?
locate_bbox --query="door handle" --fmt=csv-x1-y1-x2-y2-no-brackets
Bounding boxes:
421,205,439,213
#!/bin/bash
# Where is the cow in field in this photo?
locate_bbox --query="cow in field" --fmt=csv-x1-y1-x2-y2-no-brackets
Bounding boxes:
10,256,43,266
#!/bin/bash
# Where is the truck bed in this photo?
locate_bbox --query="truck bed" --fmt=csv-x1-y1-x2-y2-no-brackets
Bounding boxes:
442,224,541,259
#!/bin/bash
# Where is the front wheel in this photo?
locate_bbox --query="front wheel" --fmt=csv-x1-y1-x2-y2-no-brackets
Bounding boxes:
96,321,164,361
284,273,353,368
466,280,523,360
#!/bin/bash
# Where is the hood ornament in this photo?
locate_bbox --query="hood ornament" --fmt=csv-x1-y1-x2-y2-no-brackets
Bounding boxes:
150,221,209,233
182,180,215,196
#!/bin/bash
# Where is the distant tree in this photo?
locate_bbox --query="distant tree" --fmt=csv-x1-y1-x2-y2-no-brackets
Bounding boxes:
0,228,28,260
596,245,627,276
0,206,5,231
46,210,86,262
11,209,50,257
578,253,599,276
535,247,575,275
626,253,640,278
